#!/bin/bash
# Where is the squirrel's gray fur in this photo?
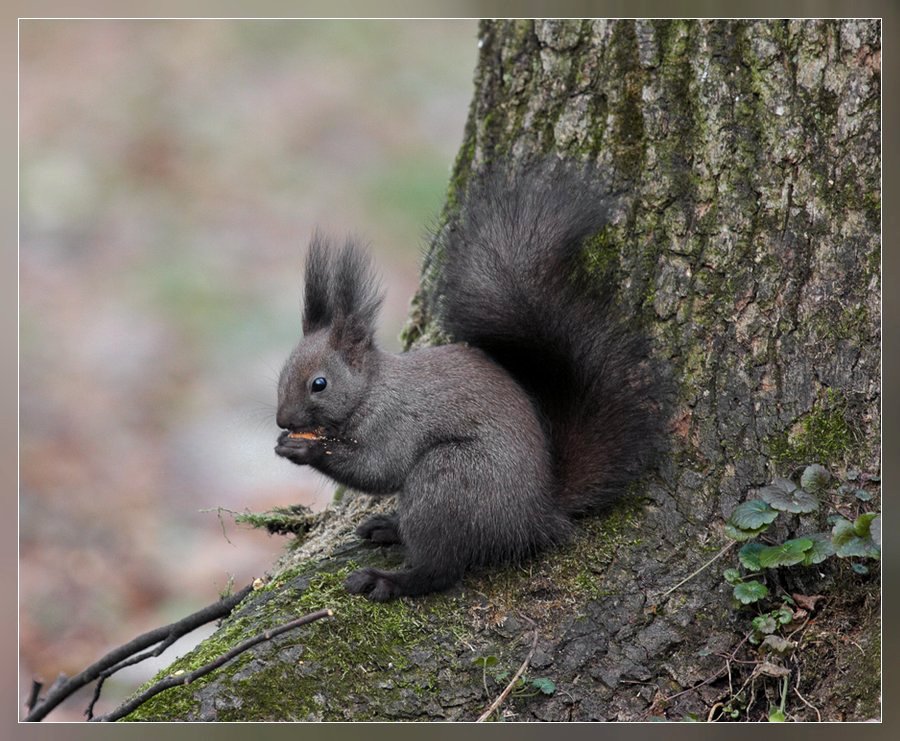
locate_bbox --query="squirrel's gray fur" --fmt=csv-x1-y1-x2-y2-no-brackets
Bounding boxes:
275,162,668,601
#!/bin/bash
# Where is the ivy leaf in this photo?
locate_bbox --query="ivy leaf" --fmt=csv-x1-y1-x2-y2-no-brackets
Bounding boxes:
761,634,796,653
758,661,790,678
853,488,873,502
832,517,880,559
724,522,771,541
758,479,819,513
870,514,881,549
802,533,836,565
530,677,556,696
723,568,742,585
800,464,830,493
774,605,794,625
473,655,498,669
752,615,777,634
853,512,878,537
757,538,814,568
733,580,768,604
757,477,794,500
738,542,766,570
729,500,779,530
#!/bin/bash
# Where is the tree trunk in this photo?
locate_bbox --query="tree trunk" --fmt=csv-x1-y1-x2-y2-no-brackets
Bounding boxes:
123,19,880,722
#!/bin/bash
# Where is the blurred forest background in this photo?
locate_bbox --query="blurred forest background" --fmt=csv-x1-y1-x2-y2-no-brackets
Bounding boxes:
19,19,477,719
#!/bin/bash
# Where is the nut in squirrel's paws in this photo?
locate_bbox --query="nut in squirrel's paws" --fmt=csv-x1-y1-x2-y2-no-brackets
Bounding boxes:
287,430,323,441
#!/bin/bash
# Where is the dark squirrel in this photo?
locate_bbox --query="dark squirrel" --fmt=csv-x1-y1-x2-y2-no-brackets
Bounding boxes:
275,163,668,601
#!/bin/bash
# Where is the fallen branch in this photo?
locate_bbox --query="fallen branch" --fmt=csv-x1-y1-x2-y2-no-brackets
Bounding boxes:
24,584,254,722
92,608,334,722
476,629,539,722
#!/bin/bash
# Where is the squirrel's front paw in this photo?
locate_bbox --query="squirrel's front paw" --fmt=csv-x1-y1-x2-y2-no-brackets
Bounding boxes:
344,567,401,602
356,514,402,544
274,430,322,466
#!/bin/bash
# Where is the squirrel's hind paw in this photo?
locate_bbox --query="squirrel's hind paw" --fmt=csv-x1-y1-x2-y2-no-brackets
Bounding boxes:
344,567,401,602
344,563,463,600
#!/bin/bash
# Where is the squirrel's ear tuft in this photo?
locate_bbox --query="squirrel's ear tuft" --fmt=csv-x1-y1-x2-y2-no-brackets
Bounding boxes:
329,238,384,362
302,232,334,334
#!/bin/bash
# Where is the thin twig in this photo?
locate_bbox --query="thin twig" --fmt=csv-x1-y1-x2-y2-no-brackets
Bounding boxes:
842,635,866,656
657,542,736,600
733,664,758,705
93,608,333,722
25,584,253,722
25,680,42,714
666,633,750,704
658,665,729,706
85,638,178,720
200,506,236,545
786,616,811,642
793,686,822,722
644,632,752,719
476,629,539,722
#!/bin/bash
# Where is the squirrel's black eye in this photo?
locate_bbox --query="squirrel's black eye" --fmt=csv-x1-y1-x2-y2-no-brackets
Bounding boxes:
311,376,328,393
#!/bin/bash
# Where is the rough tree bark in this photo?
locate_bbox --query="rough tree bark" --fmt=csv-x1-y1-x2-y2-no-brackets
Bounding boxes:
124,19,880,722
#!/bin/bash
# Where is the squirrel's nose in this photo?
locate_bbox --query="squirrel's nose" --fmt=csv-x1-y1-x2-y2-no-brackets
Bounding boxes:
276,408,292,430
276,406,310,431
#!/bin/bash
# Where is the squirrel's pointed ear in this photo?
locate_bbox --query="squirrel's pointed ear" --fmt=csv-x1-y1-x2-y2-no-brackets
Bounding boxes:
328,240,383,364
302,233,333,334
329,316,376,364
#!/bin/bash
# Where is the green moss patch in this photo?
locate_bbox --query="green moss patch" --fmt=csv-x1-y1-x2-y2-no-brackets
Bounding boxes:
123,558,475,721
581,225,622,279
471,498,645,613
766,390,861,469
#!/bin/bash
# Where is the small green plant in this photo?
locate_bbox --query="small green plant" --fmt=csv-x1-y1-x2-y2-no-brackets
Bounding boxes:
746,601,794,645
723,464,880,606
471,654,556,703
708,464,880,720
204,504,316,538
768,675,789,722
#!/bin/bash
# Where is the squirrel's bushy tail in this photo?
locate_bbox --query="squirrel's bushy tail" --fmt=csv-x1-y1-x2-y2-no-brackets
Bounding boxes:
437,162,669,515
